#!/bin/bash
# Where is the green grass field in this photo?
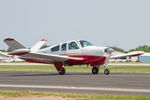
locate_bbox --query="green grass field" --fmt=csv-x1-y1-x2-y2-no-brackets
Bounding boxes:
0,64,150,73
0,90,150,100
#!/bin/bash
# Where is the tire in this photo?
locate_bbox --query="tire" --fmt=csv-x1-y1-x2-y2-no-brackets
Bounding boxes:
104,69,110,75
58,67,65,75
92,67,99,74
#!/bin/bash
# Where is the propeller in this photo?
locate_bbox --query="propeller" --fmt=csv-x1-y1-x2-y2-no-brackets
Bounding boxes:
105,48,114,54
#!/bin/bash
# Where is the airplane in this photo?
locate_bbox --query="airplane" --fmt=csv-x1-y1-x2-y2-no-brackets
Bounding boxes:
0,52,10,61
4,38,144,75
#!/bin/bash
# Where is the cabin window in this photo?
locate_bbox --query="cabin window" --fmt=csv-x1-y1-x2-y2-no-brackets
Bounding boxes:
51,45,60,52
68,41,79,50
79,40,93,47
61,43,67,51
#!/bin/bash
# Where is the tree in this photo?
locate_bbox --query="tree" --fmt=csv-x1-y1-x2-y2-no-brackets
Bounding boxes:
7,47,12,52
0,49,6,52
129,45,150,52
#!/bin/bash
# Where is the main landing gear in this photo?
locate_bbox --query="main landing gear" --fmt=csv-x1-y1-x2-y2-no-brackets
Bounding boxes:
92,66,99,74
92,66,110,75
58,67,66,75
54,63,66,75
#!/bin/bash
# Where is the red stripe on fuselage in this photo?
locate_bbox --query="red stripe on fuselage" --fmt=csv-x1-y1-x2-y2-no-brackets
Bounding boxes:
66,55,106,66
8,52,29,55
21,58,51,64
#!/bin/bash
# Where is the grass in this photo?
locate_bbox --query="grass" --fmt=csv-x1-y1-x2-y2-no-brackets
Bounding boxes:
0,90,150,100
110,62,150,64
0,64,150,73
109,66,150,73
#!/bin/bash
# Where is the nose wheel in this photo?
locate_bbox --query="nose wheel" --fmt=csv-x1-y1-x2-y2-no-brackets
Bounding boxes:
104,69,110,75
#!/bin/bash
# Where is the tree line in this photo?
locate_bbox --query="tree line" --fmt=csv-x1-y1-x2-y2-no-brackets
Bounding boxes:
111,45,150,53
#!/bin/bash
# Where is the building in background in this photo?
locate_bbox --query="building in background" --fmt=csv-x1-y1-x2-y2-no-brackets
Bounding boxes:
138,53,150,62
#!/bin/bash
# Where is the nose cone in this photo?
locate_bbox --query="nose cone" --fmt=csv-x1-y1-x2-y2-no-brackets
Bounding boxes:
105,48,114,54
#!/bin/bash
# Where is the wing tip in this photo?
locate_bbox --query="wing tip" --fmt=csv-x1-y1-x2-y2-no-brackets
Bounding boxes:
4,38,14,41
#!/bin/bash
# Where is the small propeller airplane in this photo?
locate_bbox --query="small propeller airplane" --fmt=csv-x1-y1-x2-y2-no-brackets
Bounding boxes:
4,38,144,75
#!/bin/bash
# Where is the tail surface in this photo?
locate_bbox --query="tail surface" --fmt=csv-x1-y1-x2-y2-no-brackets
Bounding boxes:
30,39,47,52
4,38,25,51
4,38,47,53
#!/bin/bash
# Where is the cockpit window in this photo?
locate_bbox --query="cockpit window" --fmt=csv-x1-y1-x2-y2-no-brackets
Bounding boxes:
61,43,67,51
79,40,93,47
68,41,79,50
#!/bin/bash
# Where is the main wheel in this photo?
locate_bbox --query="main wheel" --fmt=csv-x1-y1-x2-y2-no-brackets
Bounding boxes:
104,69,110,75
58,67,65,75
92,67,99,74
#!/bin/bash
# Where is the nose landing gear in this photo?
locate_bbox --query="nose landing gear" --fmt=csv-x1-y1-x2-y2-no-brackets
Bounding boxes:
104,68,110,75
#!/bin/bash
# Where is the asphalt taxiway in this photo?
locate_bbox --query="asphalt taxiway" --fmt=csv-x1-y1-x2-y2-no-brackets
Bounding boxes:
0,71,150,96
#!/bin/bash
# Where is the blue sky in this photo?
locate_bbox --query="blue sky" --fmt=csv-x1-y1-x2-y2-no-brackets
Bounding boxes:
0,0,150,50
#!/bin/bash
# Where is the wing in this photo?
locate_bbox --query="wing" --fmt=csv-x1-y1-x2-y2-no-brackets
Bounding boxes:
111,51,144,59
20,52,84,63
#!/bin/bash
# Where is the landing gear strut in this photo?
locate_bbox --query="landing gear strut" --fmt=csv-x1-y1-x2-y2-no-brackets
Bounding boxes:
92,66,100,74
58,67,65,75
104,60,110,75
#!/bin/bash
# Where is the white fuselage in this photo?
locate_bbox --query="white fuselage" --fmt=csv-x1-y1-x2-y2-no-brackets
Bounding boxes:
38,40,108,58
36,40,109,66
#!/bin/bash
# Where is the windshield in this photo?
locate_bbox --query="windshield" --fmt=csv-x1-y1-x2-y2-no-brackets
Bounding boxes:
79,40,93,47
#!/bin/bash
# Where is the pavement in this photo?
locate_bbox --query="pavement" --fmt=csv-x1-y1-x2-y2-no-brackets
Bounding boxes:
0,71,150,96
